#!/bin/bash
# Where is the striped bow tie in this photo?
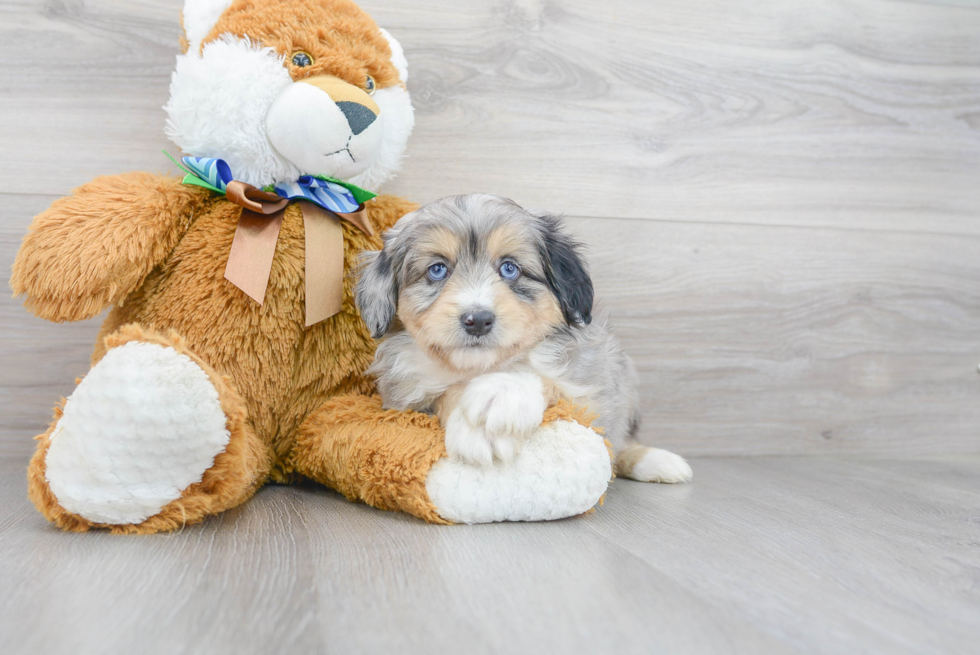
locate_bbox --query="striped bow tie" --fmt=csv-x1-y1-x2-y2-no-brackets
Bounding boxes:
179,156,375,214
173,155,378,327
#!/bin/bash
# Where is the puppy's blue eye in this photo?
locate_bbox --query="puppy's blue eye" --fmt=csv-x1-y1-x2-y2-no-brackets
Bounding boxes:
427,263,448,281
499,261,521,280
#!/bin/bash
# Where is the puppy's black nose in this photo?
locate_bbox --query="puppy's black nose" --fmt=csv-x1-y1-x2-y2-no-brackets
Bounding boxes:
461,310,494,336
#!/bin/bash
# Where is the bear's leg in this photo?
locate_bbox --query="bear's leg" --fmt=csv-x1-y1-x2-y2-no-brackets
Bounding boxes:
28,325,272,534
291,395,612,524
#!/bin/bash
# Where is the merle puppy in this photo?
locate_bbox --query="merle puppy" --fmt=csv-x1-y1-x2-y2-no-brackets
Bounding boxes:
356,194,691,483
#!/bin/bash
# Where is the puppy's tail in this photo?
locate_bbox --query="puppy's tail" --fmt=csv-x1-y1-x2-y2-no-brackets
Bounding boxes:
615,444,693,484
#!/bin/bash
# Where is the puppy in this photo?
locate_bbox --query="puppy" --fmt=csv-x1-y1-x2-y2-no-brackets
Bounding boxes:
355,194,692,483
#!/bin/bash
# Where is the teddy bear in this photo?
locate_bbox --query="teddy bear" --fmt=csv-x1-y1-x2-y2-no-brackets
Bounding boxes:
9,0,613,534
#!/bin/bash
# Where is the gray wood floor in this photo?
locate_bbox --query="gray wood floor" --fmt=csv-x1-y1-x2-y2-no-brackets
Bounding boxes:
1,453,978,655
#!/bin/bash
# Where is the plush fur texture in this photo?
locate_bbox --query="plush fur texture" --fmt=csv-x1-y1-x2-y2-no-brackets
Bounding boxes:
85,188,417,478
45,340,232,524
378,28,408,83
20,185,432,530
9,173,209,322
182,0,235,54
165,36,298,187
347,84,414,191
168,0,414,189
28,326,271,534
427,407,613,524
12,0,614,533
291,396,610,524
292,393,451,524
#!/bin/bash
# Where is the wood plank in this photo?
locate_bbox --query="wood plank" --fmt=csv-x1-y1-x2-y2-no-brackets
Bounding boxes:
568,215,980,456
1,455,977,654
589,456,980,655
1,0,182,192
0,0,978,233
368,0,980,233
3,194,978,456
0,195,103,456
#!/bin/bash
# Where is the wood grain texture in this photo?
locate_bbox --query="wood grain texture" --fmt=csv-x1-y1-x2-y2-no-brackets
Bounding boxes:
569,216,980,456
1,454,978,655
369,0,980,233
1,0,978,232
0,195,103,456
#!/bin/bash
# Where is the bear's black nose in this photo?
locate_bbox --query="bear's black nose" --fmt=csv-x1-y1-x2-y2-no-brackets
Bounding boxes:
461,310,494,337
336,101,377,135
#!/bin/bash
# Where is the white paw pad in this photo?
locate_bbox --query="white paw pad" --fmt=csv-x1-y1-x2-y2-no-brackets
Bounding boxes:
45,342,230,525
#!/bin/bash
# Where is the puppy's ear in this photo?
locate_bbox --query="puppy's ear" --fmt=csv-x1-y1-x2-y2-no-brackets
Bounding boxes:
537,215,593,326
355,248,398,339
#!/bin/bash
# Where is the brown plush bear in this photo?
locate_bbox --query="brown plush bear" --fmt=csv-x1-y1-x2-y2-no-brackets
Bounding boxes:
10,0,612,534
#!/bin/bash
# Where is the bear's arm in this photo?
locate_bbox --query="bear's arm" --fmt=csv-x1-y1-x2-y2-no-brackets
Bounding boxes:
10,172,211,322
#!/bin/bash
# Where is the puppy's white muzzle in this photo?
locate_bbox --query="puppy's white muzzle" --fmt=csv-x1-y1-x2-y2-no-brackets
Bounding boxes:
266,76,385,180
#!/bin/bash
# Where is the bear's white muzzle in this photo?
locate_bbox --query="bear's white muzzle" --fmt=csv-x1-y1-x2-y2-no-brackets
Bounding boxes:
266,75,385,181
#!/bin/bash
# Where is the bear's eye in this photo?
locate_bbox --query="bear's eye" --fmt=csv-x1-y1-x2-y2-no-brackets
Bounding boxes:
291,51,314,67
365,75,376,95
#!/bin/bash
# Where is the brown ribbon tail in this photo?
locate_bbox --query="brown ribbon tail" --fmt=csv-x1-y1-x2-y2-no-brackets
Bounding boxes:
224,207,285,305
334,204,375,237
301,202,345,326
221,177,366,321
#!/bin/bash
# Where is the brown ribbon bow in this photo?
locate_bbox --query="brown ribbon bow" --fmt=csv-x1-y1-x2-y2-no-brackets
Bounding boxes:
222,180,374,326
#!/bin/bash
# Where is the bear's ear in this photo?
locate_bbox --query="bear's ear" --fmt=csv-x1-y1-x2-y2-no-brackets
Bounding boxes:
182,0,235,54
379,28,409,84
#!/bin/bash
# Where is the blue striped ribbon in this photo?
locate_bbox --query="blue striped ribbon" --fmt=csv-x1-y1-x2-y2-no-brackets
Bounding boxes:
274,176,360,213
180,157,361,213
181,156,233,193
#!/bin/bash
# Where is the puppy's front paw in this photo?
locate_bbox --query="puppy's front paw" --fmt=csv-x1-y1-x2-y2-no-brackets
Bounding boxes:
443,373,548,466
443,411,525,466
461,372,547,439
443,410,494,467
